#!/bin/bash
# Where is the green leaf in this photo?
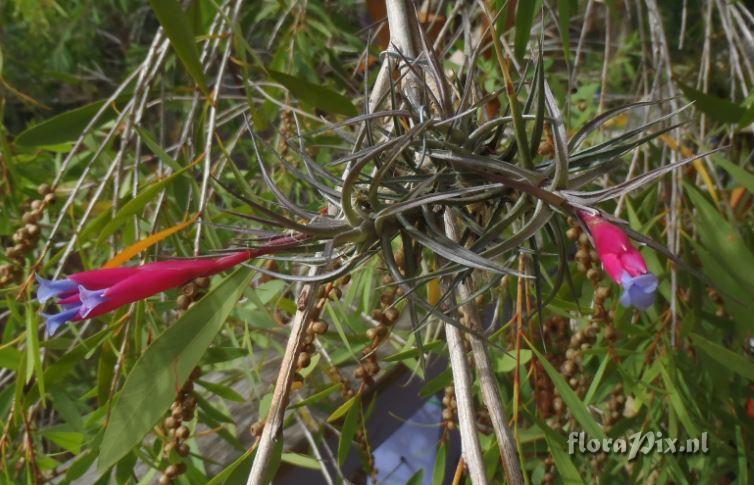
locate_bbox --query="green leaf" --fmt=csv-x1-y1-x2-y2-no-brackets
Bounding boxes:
197,379,245,402
148,0,207,91
494,349,532,373
678,83,747,124
97,160,197,242
281,452,321,470
327,392,359,422
337,396,360,465
736,425,748,485
384,340,443,362
711,155,754,195
290,383,340,409
406,469,425,485
690,334,754,381
15,98,120,147
514,0,538,61
0,347,21,370
536,420,585,485
41,429,83,454
98,267,254,472
557,0,577,61
269,70,357,116
432,442,447,485
530,345,605,439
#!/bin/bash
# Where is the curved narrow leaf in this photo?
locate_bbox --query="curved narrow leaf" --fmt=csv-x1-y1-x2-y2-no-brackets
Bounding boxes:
269,70,357,116
529,344,605,439
97,267,254,472
679,82,747,124
15,99,121,147
148,0,207,91
97,157,201,243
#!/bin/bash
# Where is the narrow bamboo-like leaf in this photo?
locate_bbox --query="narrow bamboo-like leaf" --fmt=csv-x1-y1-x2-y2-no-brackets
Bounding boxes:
337,397,360,465
433,442,447,485
15,98,121,147
327,392,359,423
679,82,746,124
384,340,443,362
269,70,357,116
736,425,748,485
281,452,321,470
406,470,425,485
97,160,200,243
206,448,255,485
537,420,585,485
530,344,605,439
148,0,207,91
98,267,254,472
514,0,538,61
41,429,83,454
290,383,341,409
557,0,576,61
690,334,754,381
197,379,245,402
711,155,754,195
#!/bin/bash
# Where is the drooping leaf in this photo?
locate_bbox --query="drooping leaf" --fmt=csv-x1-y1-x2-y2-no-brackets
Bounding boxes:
514,0,538,61
678,83,747,124
337,396,360,465
530,344,605,439
269,70,357,116
15,98,121,147
98,267,254,472
148,0,207,91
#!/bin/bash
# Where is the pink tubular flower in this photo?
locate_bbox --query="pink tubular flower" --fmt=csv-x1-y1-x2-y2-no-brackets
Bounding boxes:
578,211,658,310
36,234,304,335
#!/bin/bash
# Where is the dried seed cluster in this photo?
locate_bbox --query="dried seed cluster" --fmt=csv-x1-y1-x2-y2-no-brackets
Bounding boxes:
356,273,402,385
159,367,201,484
1,184,54,287
441,386,457,433
175,277,210,314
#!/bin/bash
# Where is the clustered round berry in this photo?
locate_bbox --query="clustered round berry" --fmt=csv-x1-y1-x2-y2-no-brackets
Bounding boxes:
159,367,201,485
1,184,54,287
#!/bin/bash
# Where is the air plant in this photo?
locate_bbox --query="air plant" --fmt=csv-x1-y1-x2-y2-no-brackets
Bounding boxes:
25,3,724,484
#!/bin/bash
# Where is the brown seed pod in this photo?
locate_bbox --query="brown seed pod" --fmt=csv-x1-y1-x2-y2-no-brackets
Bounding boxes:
181,408,194,421
384,307,399,324
158,474,172,485
165,465,179,477
310,320,328,334
566,227,580,240
171,406,184,419
297,352,311,369
176,443,190,457
250,421,264,437
176,295,191,310
291,373,304,391
175,426,190,440
30,200,43,211
164,417,179,429
22,212,38,224
37,183,52,196
182,284,196,298
194,276,210,289
43,193,55,205
163,442,175,455
328,287,342,300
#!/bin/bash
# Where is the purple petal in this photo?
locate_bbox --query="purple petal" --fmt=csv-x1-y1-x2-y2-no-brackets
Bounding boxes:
36,275,77,304
619,272,658,310
78,285,108,317
41,306,82,336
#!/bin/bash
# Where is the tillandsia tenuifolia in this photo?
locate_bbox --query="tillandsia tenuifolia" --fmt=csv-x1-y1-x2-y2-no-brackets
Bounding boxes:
36,48,716,338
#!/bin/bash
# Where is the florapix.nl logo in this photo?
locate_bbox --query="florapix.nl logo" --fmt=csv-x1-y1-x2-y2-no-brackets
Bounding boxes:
567,431,709,460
